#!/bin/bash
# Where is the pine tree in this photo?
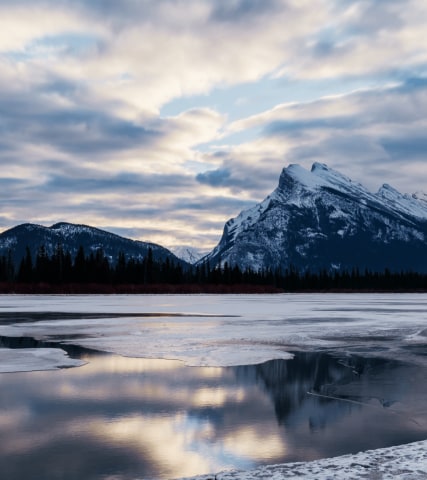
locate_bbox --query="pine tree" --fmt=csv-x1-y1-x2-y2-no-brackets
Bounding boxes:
73,246,86,282
17,246,33,282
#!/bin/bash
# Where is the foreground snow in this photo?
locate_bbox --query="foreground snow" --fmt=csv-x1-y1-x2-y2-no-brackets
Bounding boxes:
181,440,427,480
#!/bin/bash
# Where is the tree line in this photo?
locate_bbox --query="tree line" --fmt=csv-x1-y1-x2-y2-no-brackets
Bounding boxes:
0,244,270,287
0,244,427,291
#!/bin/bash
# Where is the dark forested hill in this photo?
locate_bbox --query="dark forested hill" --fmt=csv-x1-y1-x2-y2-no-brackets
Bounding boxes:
0,222,188,269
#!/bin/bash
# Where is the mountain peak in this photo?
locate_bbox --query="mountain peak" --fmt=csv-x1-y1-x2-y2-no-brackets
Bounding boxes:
311,162,329,173
377,183,401,197
200,163,427,273
278,163,362,197
50,222,74,229
278,163,326,192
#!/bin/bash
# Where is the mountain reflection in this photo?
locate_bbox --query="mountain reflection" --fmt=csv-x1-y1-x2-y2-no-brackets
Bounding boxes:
234,353,358,427
0,349,425,479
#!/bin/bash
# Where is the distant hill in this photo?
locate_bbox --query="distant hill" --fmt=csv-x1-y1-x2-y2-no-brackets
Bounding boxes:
198,163,427,273
0,222,189,268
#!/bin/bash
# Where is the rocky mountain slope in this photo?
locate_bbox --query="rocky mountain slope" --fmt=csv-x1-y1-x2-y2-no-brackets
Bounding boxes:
199,163,427,273
0,222,188,268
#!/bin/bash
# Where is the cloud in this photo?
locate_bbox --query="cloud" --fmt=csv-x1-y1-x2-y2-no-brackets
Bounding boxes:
1,0,427,249
44,172,195,195
218,79,427,194
0,3,102,52
196,168,231,187
0,0,333,116
210,0,283,23
381,136,427,160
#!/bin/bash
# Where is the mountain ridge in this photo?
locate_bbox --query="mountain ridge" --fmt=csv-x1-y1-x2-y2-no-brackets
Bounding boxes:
2,163,427,274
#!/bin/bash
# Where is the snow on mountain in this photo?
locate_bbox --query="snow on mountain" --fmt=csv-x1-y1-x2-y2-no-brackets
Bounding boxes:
171,246,208,264
412,191,427,205
199,163,427,273
377,184,427,220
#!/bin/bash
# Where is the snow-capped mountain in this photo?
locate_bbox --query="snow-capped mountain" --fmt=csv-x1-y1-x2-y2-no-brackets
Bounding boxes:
0,222,189,268
198,163,427,273
171,246,208,265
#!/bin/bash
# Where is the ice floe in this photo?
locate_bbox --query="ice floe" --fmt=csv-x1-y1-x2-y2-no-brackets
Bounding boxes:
0,347,85,373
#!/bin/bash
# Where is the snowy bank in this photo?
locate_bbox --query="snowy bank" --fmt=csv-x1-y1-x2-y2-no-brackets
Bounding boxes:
180,440,427,480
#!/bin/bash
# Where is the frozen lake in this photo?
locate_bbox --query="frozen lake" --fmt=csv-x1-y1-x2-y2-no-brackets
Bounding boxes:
0,294,426,479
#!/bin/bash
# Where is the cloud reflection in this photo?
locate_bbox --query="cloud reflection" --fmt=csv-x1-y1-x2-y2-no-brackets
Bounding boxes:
0,351,426,479
223,426,287,462
92,415,216,478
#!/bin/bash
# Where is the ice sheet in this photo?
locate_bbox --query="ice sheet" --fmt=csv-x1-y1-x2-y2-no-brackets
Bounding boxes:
0,293,426,368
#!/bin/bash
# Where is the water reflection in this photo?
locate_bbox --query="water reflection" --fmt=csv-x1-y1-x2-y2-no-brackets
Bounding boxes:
0,350,426,479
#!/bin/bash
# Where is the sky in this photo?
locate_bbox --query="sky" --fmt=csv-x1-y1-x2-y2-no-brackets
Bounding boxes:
1,0,427,253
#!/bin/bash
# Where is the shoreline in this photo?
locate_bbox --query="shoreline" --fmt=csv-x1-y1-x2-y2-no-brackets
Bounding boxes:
1,282,427,294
